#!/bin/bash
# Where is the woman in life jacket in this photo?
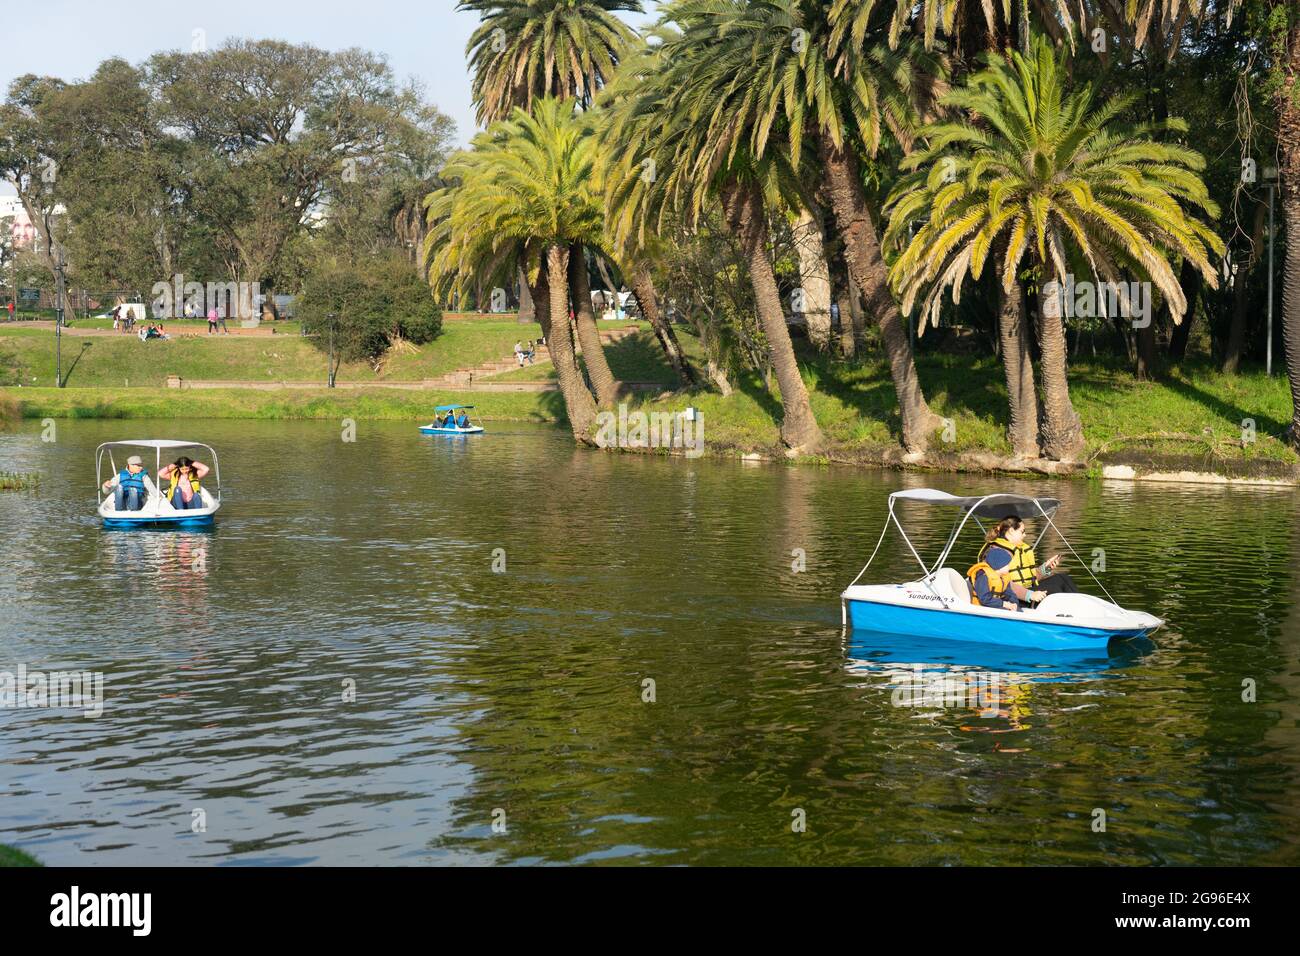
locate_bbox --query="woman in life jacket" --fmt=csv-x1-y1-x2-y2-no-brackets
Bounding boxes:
970,515,1080,609
158,456,210,510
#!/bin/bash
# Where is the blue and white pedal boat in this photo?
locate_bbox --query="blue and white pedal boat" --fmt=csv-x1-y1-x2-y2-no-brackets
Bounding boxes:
840,489,1161,652
96,439,222,529
419,404,484,435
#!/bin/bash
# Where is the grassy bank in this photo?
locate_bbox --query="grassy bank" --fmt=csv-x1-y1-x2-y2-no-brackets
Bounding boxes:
4,319,1294,476
4,385,562,422
0,318,547,387
628,353,1299,471
0,845,41,867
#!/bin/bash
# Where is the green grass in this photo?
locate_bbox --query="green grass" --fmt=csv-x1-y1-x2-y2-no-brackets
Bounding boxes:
0,319,545,388
5,385,563,423
623,350,1298,467
5,317,1294,473
0,845,41,867
493,324,705,386
0,470,39,490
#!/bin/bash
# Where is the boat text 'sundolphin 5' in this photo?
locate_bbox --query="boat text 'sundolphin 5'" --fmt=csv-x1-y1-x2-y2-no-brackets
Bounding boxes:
840,489,1162,651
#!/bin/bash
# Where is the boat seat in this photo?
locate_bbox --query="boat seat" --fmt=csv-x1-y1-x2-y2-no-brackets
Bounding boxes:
924,567,971,605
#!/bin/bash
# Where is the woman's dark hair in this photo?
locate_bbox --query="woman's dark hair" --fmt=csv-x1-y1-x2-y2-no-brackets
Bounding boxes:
986,514,1024,544
174,456,194,470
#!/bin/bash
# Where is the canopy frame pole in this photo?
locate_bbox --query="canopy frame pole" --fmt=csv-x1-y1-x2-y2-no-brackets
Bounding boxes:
848,496,898,587
1031,497,1118,606
930,511,967,575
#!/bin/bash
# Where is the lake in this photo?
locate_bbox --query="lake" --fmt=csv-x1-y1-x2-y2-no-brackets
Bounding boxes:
1,418,1298,865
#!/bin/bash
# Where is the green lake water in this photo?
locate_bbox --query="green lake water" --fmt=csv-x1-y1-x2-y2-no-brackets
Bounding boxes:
1,418,1298,865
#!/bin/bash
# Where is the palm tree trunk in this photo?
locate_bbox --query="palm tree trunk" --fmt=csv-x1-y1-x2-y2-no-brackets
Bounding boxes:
998,277,1040,458
1037,265,1086,461
545,244,598,441
818,135,940,452
569,242,621,406
1168,260,1203,362
792,207,833,350
1222,202,1267,373
630,263,697,387
1135,317,1158,380
721,181,822,452
1277,7,1300,445
517,264,534,322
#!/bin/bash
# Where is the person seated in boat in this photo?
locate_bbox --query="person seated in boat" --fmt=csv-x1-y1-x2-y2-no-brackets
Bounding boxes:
101,455,150,512
438,412,454,427
455,411,470,428
975,515,1080,608
158,456,210,510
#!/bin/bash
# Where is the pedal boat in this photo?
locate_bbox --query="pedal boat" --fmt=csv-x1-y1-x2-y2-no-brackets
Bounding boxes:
96,439,221,528
840,489,1162,651
419,404,484,435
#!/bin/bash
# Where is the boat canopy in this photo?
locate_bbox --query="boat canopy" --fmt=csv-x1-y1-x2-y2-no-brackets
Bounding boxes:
100,439,212,450
890,488,1062,519
96,439,220,506
849,487,1116,608
434,405,474,412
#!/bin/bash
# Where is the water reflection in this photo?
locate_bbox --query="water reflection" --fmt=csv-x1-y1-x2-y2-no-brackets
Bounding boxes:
0,419,1298,865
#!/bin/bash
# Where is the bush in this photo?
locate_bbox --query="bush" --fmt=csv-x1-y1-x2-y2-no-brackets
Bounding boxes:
298,255,442,364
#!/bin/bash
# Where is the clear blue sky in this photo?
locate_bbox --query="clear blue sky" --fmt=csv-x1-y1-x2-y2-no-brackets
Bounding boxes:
0,0,657,195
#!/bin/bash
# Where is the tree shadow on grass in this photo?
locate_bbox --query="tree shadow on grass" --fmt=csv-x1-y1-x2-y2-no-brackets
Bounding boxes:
1160,367,1290,437
59,342,93,386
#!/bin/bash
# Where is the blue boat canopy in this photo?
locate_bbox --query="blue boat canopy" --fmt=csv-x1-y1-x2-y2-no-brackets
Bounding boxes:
891,488,1061,519
434,404,474,412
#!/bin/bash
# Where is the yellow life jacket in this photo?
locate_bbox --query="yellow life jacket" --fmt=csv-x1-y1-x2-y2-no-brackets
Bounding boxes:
166,471,201,501
979,537,1038,590
966,562,1010,605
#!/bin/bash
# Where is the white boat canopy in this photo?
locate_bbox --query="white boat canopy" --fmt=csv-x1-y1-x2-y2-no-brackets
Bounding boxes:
96,439,221,507
889,488,1062,519
101,439,212,449
850,487,1116,607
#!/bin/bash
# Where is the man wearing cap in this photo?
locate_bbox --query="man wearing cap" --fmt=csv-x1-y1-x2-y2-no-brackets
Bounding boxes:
101,455,151,512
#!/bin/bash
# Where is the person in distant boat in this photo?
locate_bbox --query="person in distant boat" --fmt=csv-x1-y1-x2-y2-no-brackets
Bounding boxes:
970,515,1079,610
455,410,470,428
159,457,209,510
102,454,150,511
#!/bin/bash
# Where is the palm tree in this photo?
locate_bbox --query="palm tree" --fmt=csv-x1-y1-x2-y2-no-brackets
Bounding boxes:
461,0,642,125
425,98,607,438
686,0,946,452
604,14,824,452
1265,0,1300,446
884,35,1222,461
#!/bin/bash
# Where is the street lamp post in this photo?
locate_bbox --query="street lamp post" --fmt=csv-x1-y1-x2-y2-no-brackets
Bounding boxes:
327,312,337,388
54,244,67,388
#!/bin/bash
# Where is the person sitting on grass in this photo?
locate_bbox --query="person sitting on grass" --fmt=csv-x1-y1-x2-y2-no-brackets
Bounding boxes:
101,455,151,512
158,457,209,510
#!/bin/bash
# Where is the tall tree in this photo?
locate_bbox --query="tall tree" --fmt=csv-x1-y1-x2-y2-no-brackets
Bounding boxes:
886,35,1222,461
425,99,607,437
461,0,642,125
148,40,432,318
1269,0,1300,445
605,12,824,452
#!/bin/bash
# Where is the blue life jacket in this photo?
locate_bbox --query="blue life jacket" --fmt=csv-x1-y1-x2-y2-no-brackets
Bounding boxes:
118,467,148,493
456,415,469,427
